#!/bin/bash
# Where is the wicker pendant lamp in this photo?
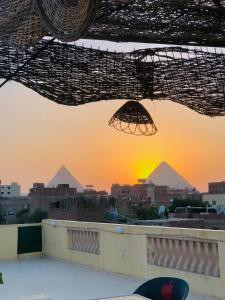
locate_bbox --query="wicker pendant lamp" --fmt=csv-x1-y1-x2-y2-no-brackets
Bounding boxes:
35,0,99,42
109,101,157,136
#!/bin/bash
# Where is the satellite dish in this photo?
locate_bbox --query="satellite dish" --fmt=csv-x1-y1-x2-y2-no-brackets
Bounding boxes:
158,205,166,216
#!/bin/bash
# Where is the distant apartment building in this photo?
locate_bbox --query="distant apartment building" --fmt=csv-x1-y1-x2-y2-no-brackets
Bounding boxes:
148,185,199,207
208,181,225,194
49,192,110,222
203,181,225,206
203,193,225,206
82,189,108,199
0,182,21,198
111,183,149,202
29,183,77,197
111,182,198,213
0,197,29,223
28,183,77,210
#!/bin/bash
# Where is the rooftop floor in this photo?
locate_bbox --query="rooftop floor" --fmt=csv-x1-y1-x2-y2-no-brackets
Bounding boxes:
0,257,220,300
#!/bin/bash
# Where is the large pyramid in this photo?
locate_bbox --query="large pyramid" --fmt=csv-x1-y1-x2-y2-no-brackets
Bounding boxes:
48,166,83,193
146,162,194,190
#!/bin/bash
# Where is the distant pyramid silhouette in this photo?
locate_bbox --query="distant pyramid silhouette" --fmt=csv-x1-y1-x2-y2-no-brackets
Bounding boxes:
48,166,83,193
146,162,194,190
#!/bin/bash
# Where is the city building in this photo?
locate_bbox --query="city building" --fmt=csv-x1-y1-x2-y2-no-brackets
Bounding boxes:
111,183,150,214
0,197,29,224
209,181,225,194
28,182,109,221
0,182,21,198
28,183,77,211
111,183,149,202
29,183,77,197
148,184,199,207
48,193,111,222
111,182,198,215
203,181,225,207
203,193,225,206
110,161,198,213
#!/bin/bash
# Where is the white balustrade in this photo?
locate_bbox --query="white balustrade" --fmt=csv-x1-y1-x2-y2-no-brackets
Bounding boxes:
147,236,220,277
67,228,100,255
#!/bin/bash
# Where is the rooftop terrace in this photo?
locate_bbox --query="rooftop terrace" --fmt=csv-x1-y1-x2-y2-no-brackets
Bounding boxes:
0,221,224,300
0,257,219,300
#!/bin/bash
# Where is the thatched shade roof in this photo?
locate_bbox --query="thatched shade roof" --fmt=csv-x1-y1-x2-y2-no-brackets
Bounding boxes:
1,40,225,117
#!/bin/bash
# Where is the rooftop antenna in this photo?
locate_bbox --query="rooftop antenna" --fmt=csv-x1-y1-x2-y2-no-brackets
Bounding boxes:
137,179,146,184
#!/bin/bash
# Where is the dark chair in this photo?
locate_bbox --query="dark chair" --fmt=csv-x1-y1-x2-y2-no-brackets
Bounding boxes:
134,277,189,300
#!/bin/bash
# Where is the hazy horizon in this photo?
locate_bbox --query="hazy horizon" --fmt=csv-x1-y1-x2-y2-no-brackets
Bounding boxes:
1,40,225,194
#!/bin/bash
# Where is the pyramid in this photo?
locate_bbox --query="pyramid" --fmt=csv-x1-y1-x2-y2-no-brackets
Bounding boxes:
146,162,194,190
48,166,83,193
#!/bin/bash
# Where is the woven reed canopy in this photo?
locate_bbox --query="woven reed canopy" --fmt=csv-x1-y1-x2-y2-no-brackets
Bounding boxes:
35,0,99,42
0,0,45,48
0,0,99,48
1,0,225,135
87,0,225,47
1,40,225,117
1,0,225,47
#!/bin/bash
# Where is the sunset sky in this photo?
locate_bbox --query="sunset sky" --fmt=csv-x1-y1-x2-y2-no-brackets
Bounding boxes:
1,40,225,193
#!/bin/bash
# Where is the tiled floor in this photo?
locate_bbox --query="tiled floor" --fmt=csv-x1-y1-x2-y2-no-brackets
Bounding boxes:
0,257,220,300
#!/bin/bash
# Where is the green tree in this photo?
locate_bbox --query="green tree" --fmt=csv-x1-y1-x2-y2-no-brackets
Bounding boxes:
10,209,48,224
135,206,159,220
16,208,30,217
146,206,160,220
28,209,48,223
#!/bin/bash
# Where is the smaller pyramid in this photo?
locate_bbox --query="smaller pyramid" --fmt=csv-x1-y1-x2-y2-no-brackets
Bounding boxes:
48,166,83,193
146,162,194,190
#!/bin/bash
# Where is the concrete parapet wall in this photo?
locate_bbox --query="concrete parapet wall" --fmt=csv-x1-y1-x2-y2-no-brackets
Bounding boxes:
0,225,17,260
43,219,225,299
0,223,41,260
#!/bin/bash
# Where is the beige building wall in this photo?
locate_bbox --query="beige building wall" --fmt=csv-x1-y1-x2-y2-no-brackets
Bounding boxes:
203,193,225,205
43,219,225,299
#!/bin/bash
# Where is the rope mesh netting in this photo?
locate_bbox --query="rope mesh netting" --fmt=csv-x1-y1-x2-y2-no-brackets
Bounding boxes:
0,0,98,48
0,40,225,117
1,0,225,135
86,0,225,47
1,0,225,47
0,0,45,48
35,0,99,42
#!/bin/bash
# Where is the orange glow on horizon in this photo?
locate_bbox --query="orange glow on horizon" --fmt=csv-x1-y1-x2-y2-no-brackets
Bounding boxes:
1,82,225,194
